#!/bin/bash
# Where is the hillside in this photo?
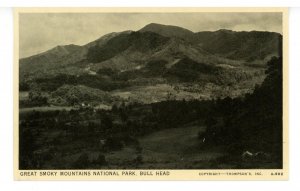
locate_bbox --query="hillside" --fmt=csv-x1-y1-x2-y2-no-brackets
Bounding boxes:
50,85,120,106
195,30,282,62
19,23,282,105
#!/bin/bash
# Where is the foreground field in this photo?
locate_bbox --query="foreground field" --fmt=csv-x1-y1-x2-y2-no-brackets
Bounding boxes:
105,125,225,169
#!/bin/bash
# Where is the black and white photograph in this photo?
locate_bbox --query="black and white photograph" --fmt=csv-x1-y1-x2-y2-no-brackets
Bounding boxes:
14,8,288,180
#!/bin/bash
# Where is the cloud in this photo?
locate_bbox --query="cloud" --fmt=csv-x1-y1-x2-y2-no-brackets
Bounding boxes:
19,12,282,58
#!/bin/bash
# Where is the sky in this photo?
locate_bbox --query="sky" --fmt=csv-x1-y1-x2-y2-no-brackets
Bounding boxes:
19,12,282,58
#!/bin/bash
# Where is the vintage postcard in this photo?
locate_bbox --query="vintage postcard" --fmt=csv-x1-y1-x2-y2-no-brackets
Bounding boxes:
14,7,288,180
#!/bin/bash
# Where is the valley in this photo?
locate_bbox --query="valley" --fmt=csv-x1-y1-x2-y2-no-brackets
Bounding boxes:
19,23,281,108
18,23,283,170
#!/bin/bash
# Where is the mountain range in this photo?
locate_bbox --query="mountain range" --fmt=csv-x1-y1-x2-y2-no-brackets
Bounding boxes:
19,23,282,106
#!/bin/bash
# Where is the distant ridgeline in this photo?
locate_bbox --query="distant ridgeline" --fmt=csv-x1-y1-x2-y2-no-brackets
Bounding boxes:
19,23,282,106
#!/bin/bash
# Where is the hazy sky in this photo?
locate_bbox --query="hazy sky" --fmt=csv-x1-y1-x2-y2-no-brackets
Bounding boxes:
19,12,282,58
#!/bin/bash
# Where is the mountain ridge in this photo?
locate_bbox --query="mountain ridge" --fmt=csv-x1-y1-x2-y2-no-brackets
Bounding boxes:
20,23,281,60
20,26,281,71
19,23,282,104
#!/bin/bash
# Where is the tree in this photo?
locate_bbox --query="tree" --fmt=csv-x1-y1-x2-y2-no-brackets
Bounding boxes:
104,137,123,151
202,57,283,167
119,109,128,122
28,90,48,106
19,128,38,169
73,153,90,169
95,153,106,166
101,113,113,132
19,81,30,91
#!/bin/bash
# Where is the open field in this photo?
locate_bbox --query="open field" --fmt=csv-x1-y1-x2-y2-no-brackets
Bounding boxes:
20,106,73,113
105,125,225,169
